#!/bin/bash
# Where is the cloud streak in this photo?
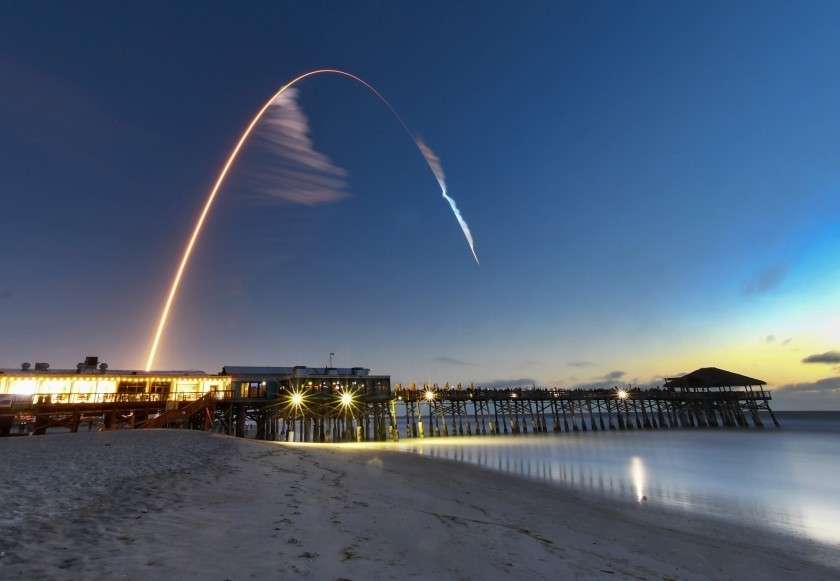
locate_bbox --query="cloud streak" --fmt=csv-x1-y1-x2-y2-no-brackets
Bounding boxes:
416,138,479,264
251,88,349,205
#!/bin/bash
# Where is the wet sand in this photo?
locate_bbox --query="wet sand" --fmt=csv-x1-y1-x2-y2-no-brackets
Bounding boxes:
0,430,837,580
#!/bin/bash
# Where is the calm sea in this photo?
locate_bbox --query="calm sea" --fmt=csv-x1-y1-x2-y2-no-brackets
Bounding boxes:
390,411,840,546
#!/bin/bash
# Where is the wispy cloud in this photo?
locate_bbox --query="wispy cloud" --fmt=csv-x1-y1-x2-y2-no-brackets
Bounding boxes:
743,265,787,296
250,88,349,206
802,351,840,364
782,338,793,346
567,360,595,368
604,370,626,380
433,356,474,367
766,334,776,343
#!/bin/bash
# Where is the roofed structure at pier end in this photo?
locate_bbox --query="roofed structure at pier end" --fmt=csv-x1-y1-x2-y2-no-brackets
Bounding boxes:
664,367,766,391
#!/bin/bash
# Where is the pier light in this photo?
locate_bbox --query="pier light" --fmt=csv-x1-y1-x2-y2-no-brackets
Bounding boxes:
289,390,305,409
617,389,629,400
339,391,354,409
424,390,435,401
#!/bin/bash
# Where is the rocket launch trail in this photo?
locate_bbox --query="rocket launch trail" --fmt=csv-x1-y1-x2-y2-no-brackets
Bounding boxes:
144,69,478,371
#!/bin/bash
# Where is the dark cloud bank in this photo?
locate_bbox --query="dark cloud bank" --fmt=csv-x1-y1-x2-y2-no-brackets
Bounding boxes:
802,351,840,364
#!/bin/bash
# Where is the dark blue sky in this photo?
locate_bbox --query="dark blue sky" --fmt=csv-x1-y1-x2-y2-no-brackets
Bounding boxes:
2,2,839,407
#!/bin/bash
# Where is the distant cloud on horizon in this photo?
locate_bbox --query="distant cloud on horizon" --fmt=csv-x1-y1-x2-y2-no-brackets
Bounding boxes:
802,351,840,365
567,360,595,368
774,376,840,394
433,356,475,367
743,264,787,296
477,378,538,389
771,376,840,410
570,370,629,390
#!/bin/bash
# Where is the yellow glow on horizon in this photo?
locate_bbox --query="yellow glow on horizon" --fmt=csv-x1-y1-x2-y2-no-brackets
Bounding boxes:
644,334,832,388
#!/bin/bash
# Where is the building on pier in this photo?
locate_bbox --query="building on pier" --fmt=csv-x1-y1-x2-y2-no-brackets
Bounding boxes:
0,356,226,405
0,357,390,404
220,366,390,400
0,356,390,437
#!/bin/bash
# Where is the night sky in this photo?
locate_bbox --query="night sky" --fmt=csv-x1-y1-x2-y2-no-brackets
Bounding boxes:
2,1,839,408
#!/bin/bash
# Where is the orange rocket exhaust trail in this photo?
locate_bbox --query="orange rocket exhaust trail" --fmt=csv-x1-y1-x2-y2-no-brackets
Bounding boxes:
144,69,478,371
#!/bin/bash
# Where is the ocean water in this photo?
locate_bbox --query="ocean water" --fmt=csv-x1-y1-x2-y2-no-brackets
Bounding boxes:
391,412,840,546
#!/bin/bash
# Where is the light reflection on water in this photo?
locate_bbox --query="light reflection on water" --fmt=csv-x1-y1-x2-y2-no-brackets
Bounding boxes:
385,416,840,546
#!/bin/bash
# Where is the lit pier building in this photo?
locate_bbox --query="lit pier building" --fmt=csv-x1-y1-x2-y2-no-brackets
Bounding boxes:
0,356,391,438
0,357,227,405
0,357,389,403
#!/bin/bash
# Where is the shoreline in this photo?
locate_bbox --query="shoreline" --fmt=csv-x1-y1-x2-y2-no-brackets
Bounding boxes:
1,430,838,580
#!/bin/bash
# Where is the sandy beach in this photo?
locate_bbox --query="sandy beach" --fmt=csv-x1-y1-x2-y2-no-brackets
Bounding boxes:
0,430,837,580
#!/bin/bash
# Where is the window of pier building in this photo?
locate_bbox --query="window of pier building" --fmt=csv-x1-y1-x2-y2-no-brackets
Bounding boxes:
150,381,171,398
117,381,146,395
243,381,267,399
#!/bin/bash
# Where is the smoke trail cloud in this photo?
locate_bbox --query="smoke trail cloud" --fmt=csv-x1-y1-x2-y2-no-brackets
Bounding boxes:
252,88,349,205
416,138,479,264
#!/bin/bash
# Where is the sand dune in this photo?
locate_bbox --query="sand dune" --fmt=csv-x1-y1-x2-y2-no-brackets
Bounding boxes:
0,430,837,580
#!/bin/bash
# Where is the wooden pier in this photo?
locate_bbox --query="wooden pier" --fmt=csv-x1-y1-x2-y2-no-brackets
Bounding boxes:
1,367,778,441
393,383,778,439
